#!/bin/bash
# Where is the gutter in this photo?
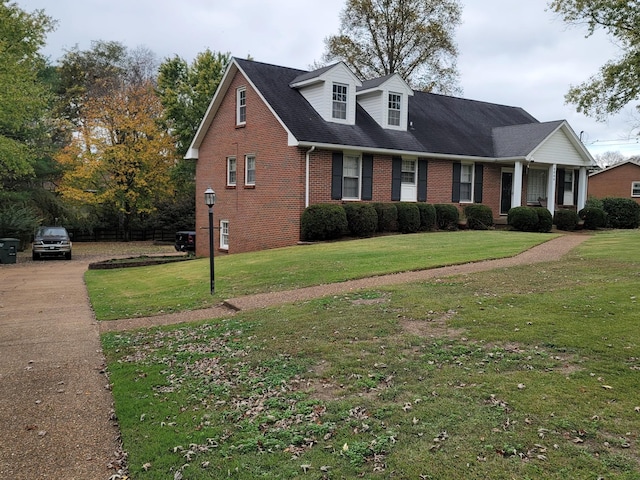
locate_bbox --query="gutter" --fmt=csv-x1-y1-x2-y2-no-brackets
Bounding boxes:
305,145,315,208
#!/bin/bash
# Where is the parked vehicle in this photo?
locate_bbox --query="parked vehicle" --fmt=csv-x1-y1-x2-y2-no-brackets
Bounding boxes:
175,231,196,253
32,226,72,260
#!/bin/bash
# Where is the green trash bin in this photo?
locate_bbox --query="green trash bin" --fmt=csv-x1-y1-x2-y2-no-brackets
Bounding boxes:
0,238,19,264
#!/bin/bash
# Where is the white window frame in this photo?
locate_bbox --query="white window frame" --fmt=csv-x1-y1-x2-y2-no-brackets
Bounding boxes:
245,154,256,186
527,168,548,204
459,163,474,203
332,83,348,120
227,156,237,186
236,87,246,125
219,220,229,250
632,181,640,197
342,154,361,200
388,92,402,127
401,159,416,184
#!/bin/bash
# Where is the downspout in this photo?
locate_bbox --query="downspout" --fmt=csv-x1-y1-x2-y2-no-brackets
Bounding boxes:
305,146,315,208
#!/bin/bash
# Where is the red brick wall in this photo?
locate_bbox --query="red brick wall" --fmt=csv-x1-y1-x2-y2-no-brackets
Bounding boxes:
588,163,640,204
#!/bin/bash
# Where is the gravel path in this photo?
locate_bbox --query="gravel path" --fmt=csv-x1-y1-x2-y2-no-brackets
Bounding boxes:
0,233,590,479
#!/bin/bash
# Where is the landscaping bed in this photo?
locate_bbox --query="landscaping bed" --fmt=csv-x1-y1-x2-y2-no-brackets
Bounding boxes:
88,254,193,270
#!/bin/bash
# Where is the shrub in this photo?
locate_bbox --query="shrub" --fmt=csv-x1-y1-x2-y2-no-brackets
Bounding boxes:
585,196,603,210
601,197,640,229
434,204,460,230
553,209,581,231
0,202,42,250
343,203,378,237
507,206,539,232
416,203,437,231
395,203,421,233
372,203,398,232
300,203,348,241
463,204,493,230
578,206,607,230
535,208,553,233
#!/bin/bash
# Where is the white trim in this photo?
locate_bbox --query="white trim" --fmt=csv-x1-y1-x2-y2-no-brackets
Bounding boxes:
236,86,246,125
226,156,237,186
244,154,256,186
219,220,229,250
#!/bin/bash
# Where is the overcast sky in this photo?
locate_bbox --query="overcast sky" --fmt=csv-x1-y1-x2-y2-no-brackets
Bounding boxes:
16,0,640,158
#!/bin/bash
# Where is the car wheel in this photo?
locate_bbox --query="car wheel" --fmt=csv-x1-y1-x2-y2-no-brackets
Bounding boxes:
32,252,39,261
65,252,72,260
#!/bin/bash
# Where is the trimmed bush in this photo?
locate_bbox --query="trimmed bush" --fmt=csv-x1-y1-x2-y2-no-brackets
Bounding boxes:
554,208,581,231
395,203,421,233
463,204,493,230
343,202,378,237
434,204,460,230
417,203,437,231
507,206,539,232
585,196,603,210
301,203,348,241
578,206,607,230
535,208,553,233
372,202,398,232
601,197,640,229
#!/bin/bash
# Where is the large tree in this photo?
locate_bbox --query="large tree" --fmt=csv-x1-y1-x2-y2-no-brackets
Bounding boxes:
549,0,640,121
323,0,462,93
0,1,55,186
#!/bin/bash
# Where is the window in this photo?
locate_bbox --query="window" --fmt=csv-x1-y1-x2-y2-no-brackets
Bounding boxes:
388,93,402,126
401,159,415,184
236,87,246,125
332,83,348,120
632,182,640,197
227,157,236,186
245,155,256,186
527,169,548,204
220,220,229,250
342,155,361,199
459,163,474,202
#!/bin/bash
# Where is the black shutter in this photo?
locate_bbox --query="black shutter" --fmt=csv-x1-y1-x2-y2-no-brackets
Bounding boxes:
474,164,484,203
362,154,373,201
391,157,402,201
573,170,579,205
557,168,565,205
331,152,343,200
418,158,428,202
452,162,461,202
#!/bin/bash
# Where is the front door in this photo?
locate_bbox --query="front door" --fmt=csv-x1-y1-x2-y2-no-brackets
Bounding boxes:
400,159,417,202
500,170,513,215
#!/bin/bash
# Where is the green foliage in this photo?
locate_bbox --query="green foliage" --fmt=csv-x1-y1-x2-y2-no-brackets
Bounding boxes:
395,202,421,233
323,0,462,93
507,206,539,232
301,203,348,241
0,203,41,248
535,207,554,233
578,206,607,230
343,202,378,237
601,197,640,228
434,203,460,230
463,204,493,230
585,196,604,209
553,208,581,231
417,202,437,231
372,202,398,232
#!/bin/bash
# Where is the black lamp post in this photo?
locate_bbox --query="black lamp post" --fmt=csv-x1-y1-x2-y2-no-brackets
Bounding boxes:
204,187,216,294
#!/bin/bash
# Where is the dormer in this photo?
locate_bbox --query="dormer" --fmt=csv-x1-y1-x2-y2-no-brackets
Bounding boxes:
356,74,414,131
290,62,362,125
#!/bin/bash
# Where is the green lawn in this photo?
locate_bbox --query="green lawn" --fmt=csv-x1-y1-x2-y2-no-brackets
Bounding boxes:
87,230,554,320
100,229,640,479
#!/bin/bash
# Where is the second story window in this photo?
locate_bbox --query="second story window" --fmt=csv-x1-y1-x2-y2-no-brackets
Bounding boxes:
245,155,256,186
227,156,237,186
236,87,246,125
332,83,347,120
388,92,401,126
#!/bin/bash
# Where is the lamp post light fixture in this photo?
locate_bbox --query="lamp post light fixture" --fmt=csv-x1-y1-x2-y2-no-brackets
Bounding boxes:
204,187,216,294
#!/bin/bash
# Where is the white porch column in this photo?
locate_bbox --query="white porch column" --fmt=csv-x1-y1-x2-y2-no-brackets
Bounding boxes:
546,164,557,215
512,161,523,208
577,166,588,210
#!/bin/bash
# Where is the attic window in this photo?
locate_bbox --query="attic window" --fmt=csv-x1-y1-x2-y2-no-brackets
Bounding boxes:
236,87,246,125
332,83,348,120
388,93,402,126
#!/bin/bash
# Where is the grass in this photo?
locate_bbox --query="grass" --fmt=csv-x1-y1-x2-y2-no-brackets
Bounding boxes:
86,230,553,320
99,229,640,479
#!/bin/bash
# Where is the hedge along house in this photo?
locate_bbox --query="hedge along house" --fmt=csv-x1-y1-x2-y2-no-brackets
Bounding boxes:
186,58,595,255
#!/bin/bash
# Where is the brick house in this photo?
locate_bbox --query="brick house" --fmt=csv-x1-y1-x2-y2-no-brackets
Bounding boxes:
187,58,595,255
588,159,640,204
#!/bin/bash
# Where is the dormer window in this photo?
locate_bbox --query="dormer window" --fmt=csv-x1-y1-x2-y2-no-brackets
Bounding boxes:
332,83,348,120
388,93,402,126
236,87,246,125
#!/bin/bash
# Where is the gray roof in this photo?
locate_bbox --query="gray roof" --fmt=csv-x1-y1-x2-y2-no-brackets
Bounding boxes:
236,58,548,158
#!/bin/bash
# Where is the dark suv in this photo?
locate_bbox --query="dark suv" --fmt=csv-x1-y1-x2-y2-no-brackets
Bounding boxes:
32,226,72,260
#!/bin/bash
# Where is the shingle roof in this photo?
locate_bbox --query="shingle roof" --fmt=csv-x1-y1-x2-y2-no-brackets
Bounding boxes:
236,58,543,158
493,121,565,158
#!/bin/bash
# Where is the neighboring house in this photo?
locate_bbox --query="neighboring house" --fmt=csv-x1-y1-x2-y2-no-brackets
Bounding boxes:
588,158,640,204
187,58,595,255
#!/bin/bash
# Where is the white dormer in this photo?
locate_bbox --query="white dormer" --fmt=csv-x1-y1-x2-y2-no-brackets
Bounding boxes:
290,62,362,125
356,74,414,131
